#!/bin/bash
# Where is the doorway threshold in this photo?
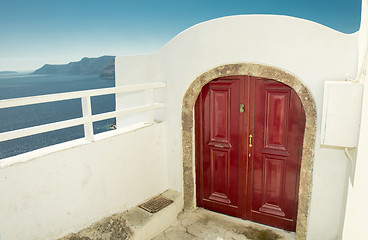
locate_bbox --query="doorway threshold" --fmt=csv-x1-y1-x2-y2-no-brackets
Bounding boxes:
153,208,295,240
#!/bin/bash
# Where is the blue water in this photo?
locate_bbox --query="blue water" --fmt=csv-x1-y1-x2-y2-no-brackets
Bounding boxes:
0,73,115,159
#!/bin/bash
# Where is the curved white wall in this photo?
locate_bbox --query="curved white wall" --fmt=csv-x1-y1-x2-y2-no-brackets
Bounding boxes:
0,123,168,240
116,15,358,239
342,0,368,239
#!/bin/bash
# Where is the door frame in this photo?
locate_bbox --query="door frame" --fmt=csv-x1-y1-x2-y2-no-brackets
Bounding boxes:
181,63,316,240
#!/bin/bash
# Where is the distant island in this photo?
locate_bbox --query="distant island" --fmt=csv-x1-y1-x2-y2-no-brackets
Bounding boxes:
33,56,115,79
0,71,18,74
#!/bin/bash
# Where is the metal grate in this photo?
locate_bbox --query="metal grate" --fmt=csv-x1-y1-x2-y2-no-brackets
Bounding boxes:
138,196,174,213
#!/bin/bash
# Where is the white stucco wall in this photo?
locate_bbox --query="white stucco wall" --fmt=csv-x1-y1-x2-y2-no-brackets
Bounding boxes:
116,15,358,239
342,1,368,239
0,123,168,240
342,66,368,240
115,54,166,127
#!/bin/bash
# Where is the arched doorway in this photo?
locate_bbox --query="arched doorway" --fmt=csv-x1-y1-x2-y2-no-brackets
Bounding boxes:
181,63,316,240
195,75,305,231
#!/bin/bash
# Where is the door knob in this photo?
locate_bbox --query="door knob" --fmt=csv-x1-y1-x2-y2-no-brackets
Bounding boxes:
249,134,253,147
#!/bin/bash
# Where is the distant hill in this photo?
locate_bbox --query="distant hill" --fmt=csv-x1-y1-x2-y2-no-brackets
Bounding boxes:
100,60,115,79
0,71,17,74
33,56,115,79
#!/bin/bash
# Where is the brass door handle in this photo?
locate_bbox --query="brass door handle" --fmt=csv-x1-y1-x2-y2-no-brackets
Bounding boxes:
249,134,253,147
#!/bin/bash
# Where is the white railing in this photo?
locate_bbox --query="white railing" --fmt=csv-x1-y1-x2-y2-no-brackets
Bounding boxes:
0,82,165,142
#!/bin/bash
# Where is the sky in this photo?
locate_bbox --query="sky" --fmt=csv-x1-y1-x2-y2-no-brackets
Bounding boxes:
0,0,362,71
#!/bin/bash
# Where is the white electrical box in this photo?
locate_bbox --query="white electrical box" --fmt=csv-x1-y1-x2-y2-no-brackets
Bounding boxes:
321,81,363,148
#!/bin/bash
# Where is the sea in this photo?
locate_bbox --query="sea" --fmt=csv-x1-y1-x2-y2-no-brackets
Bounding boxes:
0,72,115,160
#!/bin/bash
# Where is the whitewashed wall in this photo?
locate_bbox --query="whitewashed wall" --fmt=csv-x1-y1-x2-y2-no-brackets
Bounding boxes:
115,54,166,127
342,0,368,239
116,15,358,239
0,123,168,240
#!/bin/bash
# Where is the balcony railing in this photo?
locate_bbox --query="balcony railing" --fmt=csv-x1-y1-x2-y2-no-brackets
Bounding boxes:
0,82,166,143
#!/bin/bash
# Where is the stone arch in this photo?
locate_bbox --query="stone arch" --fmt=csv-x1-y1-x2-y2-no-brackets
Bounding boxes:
181,63,316,240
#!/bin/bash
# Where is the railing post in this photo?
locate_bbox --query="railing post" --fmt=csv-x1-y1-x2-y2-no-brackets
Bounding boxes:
81,96,94,142
150,88,154,123
145,87,155,123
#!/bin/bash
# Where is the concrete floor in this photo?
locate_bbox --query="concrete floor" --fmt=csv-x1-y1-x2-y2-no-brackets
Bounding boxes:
58,189,295,240
152,208,295,240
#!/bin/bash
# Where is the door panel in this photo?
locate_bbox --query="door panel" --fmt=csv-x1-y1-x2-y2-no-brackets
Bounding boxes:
251,79,304,231
196,77,241,217
260,156,286,217
263,89,289,153
209,148,231,203
196,76,305,231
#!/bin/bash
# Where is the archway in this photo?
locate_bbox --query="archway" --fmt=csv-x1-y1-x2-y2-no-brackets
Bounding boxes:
181,63,316,240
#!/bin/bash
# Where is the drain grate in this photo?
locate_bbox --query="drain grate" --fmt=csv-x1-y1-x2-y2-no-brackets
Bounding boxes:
138,196,174,213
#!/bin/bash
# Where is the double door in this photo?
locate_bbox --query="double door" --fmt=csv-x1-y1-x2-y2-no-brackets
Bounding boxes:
195,75,305,231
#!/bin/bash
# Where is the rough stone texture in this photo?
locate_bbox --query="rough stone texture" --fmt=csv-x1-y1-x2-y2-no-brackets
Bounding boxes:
58,190,182,240
153,208,295,240
181,63,316,240
58,214,133,240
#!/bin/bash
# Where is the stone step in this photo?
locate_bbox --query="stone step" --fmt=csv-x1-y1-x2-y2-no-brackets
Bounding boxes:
59,189,183,240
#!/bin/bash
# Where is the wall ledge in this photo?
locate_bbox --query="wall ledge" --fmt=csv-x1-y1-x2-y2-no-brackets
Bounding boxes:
0,122,157,169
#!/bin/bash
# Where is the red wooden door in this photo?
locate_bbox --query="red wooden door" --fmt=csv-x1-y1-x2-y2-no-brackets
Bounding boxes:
195,76,305,231
248,78,305,231
195,76,243,217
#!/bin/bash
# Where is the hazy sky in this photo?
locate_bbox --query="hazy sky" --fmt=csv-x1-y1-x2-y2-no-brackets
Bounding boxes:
0,0,362,71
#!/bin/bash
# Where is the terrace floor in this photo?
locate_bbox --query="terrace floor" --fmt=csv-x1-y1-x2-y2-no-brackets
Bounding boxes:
60,189,294,240
153,208,295,240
